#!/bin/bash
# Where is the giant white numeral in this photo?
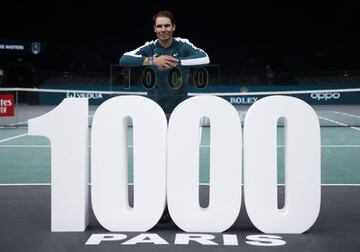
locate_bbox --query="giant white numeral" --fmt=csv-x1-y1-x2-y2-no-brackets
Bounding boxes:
28,98,89,231
244,95,321,233
27,95,321,234
91,96,167,232
167,96,242,232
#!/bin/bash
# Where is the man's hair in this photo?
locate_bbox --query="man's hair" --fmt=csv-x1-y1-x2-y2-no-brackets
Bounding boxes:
152,10,175,25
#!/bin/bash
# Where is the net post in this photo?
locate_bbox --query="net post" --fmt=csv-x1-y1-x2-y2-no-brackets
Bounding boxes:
15,89,19,127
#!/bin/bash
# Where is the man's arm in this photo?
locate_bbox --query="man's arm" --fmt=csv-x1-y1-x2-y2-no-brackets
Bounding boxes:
119,41,154,67
176,38,210,66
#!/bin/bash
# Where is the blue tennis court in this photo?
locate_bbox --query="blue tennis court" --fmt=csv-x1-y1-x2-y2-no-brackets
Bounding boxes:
1,107,359,185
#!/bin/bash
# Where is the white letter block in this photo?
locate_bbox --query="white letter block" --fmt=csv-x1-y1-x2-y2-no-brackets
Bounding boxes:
91,95,167,232
28,98,89,231
167,95,242,232
244,95,321,233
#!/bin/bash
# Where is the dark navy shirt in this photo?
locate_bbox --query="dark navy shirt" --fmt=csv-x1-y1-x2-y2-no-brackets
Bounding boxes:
119,37,209,113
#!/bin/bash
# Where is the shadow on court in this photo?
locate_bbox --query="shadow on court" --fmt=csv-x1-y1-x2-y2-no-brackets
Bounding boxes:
0,185,359,251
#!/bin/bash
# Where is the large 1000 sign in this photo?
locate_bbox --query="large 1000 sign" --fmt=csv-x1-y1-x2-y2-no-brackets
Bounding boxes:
28,95,321,234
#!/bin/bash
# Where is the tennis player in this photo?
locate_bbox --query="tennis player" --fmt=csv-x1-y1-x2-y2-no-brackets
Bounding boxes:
119,10,209,224
119,10,210,116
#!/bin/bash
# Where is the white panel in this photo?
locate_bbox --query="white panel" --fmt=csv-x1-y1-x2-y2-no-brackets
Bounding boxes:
167,95,242,232
28,98,89,231
91,95,167,232
244,95,321,233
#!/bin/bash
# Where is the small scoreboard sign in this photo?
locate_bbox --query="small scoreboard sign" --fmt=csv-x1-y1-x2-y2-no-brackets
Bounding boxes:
0,94,15,116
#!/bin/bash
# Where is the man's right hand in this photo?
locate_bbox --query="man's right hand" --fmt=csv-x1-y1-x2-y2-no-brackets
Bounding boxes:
153,55,179,68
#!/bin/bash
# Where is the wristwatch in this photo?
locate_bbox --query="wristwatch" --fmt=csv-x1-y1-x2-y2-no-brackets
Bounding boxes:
148,56,154,65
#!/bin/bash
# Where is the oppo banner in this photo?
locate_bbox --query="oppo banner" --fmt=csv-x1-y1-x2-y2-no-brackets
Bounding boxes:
225,90,360,105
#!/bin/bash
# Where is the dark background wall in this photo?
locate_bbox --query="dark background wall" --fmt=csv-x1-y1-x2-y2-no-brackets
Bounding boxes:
1,0,360,74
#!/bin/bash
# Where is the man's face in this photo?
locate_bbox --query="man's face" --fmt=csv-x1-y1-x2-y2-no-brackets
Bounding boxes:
154,16,176,42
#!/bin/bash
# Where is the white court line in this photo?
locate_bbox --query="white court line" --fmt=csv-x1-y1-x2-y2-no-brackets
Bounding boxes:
0,183,359,186
0,183,51,186
0,145,50,148
9,120,28,126
0,144,359,148
332,110,360,119
0,114,93,130
0,120,29,129
318,115,360,131
278,145,360,148
0,133,28,143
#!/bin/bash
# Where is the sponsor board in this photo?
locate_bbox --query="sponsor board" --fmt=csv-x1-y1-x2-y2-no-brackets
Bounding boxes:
310,92,340,101
229,96,259,104
0,94,15,117
0,40,44,54
67,92,104,99
39,89,110,105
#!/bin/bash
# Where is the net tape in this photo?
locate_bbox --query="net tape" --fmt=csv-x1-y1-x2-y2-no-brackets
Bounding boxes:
1,87,360,128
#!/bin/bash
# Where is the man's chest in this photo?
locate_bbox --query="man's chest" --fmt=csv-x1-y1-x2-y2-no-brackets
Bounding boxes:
152,45,183,58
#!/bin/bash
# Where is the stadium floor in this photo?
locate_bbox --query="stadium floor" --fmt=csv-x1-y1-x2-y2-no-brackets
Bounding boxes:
0,185,359,251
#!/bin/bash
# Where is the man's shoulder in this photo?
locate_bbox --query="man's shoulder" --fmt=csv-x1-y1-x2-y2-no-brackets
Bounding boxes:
144,39,158,46
173,37,197,49
174,37,192,44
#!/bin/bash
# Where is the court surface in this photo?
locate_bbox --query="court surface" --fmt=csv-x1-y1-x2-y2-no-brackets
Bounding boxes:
0,106,360,251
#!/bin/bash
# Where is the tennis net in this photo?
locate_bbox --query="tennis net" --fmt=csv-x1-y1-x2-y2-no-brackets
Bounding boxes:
1,86,360,128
